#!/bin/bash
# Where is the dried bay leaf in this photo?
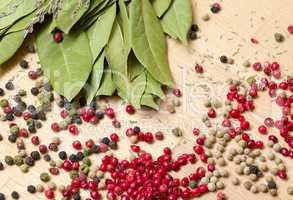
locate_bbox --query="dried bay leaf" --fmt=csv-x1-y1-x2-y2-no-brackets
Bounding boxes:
0,0,36,30
96,68,116,96
52,0,90,34
130,0,173,86
87,3,116,61
151,0,172,18
36,22,93,101
0,30,25,65
161,0,192,44
145,72,165,99
141,93,159,110
85,51,105,104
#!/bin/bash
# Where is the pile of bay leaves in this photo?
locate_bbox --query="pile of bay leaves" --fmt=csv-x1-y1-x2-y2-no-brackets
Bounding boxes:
0,0,193,109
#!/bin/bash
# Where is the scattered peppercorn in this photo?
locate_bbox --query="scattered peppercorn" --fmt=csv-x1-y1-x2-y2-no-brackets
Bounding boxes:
19,59,29,69
11,191,19,199
220,56,228,63
27,185,36,194
5,81,14,90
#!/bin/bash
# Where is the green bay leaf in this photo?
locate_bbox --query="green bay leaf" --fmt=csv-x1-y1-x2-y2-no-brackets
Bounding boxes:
151,0,172,17
87,3,116,61
141,93,159,110
161,0,192,43
0,30,25,65
85,51,105,104
36,22,93,101
53,0,90,34
0,0,36,30
96,68,116,96
145,72,165,99
129,0,173,86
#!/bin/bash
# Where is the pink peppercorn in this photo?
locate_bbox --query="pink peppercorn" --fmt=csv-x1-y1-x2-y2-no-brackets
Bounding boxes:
28,70,38,80
194,64,204,73
72,140,82,150
207,108,216,118
53,30,63,43
39,144,48,154
105,107,115,118
250,38,259,44
173,88,182,97
155,131,164,140
207,164,215,172
288,25,293,34
51,122,60,132
277,170,287,179
110,133,119,142
45,189,55,199
68,124,79,135
125,105,135,114
258,125,267,134
99,143,108,152
31,136,40,145
252,62,262,71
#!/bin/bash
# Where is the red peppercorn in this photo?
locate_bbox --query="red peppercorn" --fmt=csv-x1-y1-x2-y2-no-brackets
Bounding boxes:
268,135,278,143
51,122,60,132
28,70,38,80
173,88,182,97
71,178,81,188
258,125,267,134
72,140,82,150
31,136,40,145
193,145,204,155
53,30,63,43
247,140,256,149
39,144,48,154
207,108,216,118
271,61,280,70
255,140,264,149
240,120,250,130
62,160,72,171
242,133,250,141
68,124,79,135
85,139,95,148
60,110,69,118
125,105,135,114
252,62,262,71
196,137,205,145
90,191,101,199
105,107,115,118
288,25,293,34
250,38,259,44
90,116,99,125
194,64,204,73
155,131,164,140
110,133,119,142
280,147,289,157
130,145,140,153
19,128,29,137
277,170,287,179
207,164,215,172
45,189,55,199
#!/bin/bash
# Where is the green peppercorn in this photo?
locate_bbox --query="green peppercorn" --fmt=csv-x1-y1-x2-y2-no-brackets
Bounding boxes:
189,181,197,189
10,126,19,135
5,155,14,165
80,164,89,174
20,164,29,173
69,170,79,179
83,148,91,157
40,172,50,182
82,157,91,166
14,155,24,166
0,99,9,108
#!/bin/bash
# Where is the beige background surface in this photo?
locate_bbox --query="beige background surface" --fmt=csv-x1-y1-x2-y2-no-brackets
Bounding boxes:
0,0,293,199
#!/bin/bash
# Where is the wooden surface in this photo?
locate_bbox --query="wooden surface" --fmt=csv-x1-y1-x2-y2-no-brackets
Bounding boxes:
1,0,293,199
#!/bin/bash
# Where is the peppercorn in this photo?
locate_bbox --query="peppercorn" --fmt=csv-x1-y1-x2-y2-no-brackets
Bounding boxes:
9,126,19,135
76,152,85,161
73,193,81,200
274,33,284,42
0,88,4,96
211,3,221,13
109,141,117,149
14,155,24,166
0,193,5,200
5,156,14,165
27,185,36,194
69,154,78,162
43,154,51,162
0,162,4,170
91,145,100,154
0,134,2,141
6,113,14,121
58,151,67,160
189,31,197,40
25,157,34,166
5,81,14,90
11,191,19,199
95,111,104,119
249,165,259,174
287,186,293,195
40,172,50,182
101,137,110,145
220,55,228,63
267,180,277,189
202,14,210,21
31,151,41,160
191,24,199,32
30,87,39,96
8,135,17,143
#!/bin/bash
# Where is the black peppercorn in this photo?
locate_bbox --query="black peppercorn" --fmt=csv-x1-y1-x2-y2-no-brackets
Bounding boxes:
89,100,97,109
25,156,35,166
73,193,81,200
11,191,19,199
31,151,41,160
69,154,78,162
13,107,22,117
57,98,65,108
19,59,29,69
28,105,36,112
31,87,39,96
78,96,86,107
76,152,85,161
133,126,140,134
73,116,82,125
220,56,228,63
5,81,14,90
101,137,110,145
96,111,104,120
0,88,4,96
211,4,221,13
0,162,4,170
27,185,36,194
8,135,17,143
249,165,259,175
190,24,199,32
0,193,5,200
64,102,72,110
267,181,277,189
91,145,100,154
28,125,36,133
189,31,197,40
6,113,15,121
43,154,51,162
58,151,67,160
